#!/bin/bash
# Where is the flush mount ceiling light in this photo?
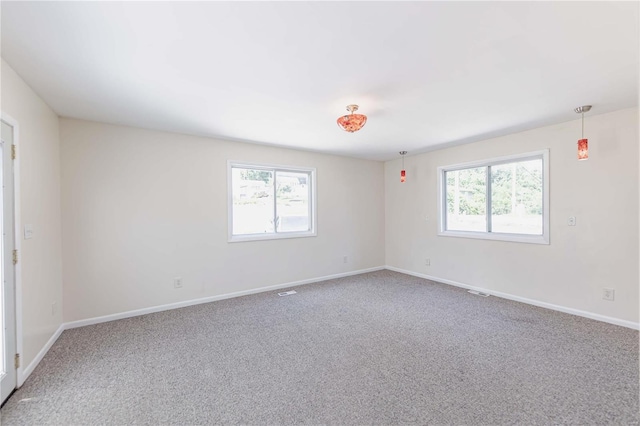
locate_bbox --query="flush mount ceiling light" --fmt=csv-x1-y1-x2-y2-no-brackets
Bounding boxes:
575,105,592,161
337,104,367,133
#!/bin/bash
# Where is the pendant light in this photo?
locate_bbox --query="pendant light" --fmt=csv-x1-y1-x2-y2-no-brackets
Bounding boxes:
399,151,407,183
575,105,592,161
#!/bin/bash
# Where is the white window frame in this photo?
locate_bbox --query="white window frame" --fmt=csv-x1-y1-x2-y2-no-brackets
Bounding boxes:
228,161,317,243
437,149,550,245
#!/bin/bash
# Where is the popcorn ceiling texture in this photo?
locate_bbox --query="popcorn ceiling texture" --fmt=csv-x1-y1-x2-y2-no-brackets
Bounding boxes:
2,270,638,425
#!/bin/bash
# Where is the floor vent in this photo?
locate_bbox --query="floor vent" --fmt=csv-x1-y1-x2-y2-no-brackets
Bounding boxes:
278,290,297,296
467,290,490,297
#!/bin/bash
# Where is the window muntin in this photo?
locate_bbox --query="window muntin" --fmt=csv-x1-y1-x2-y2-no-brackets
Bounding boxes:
229,162,315,242
438,150,549,244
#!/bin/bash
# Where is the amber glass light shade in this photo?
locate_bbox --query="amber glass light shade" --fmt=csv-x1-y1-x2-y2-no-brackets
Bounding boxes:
578,138,588,161
337,114,367,133
337,105,367,133
400,170,406,183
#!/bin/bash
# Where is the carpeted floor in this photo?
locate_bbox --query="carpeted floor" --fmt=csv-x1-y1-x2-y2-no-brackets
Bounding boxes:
1,270,638,425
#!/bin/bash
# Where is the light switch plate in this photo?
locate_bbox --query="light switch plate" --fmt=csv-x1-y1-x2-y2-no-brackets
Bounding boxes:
24,224,34,239
568,217,576,226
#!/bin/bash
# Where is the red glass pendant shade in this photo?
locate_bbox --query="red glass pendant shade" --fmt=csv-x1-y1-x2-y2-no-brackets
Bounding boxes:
575,106,591,161
337,105,367,133
578,138,588,160
399,151,407,183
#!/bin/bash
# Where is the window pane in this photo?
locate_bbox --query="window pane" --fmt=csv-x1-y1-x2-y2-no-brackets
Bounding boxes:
446,167,486,232
232,168,274,235
276,171,310,233
491,159,543,235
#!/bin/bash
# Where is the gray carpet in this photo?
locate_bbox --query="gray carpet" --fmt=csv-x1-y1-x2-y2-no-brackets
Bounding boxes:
1,270,638,425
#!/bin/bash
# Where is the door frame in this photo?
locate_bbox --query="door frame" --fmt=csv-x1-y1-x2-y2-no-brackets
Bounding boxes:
0,112,23,388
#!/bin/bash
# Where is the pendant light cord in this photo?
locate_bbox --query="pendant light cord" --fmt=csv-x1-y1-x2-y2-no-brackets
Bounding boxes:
582,112,584,139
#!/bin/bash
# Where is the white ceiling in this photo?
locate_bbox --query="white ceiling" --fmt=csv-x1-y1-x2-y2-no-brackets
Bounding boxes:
1,2,638,161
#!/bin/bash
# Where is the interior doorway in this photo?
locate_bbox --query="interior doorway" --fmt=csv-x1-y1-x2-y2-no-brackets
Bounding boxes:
0,119,16,405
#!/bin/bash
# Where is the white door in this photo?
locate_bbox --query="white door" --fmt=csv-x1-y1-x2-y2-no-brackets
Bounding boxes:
0,120,16,404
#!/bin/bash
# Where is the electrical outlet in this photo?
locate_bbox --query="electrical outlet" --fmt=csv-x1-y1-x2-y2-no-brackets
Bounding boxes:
343,256,348,264
174,277,183,289
568,217,576,226
425,258,430,266
603,288,615,301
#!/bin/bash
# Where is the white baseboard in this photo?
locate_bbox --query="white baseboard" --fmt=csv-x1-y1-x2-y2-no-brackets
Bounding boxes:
65,266,385,329
385,265,640,330
17,323,64,387
19,266,384,386
19,264,635,388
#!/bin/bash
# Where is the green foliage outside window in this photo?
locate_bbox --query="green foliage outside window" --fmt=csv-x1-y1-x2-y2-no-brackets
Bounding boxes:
491,162,542,215
447,160,542,216
446,167,486,215
240,169,272,184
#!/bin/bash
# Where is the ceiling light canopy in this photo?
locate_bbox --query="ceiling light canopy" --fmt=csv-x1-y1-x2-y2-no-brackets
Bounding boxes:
337,105,367,133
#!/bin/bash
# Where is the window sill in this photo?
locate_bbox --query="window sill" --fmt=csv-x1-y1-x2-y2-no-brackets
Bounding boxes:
228,231,317,243
438,230,549,245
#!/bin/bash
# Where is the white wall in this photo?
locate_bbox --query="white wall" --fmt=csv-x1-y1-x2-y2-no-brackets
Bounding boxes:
60,118,385,322
385,107,639,323
4,53,636,341
0,59,63,367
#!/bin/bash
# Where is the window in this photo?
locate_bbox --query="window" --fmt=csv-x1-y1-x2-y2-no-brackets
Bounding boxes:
438,150,549,244
228,162,316,242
